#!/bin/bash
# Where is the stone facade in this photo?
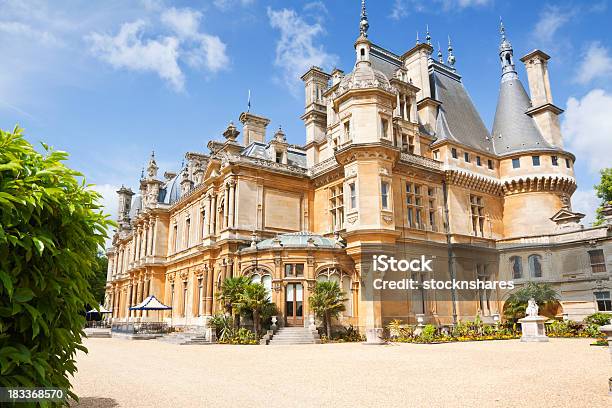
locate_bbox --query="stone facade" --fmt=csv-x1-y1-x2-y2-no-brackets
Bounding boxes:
105,8,612,332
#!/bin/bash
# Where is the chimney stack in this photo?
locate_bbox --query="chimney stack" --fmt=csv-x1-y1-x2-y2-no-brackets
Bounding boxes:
521,50,564,148
239,112,270,145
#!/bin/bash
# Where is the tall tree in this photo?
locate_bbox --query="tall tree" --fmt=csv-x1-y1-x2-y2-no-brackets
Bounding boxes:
0,127,112,401
308,281,347,337
235,283,270,336
593,168,612,226
217,276,251,327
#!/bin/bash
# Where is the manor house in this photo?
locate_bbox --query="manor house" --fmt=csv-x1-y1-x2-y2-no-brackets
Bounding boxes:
105,3,612,333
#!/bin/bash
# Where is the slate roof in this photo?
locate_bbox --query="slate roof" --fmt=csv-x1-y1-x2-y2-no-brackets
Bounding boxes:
241,142,307,168
491,77,558,156
256,232,339,249
430,64,495,153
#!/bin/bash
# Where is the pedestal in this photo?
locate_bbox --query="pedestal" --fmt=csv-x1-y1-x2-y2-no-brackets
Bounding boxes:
518,315,548,342
364,328,386,345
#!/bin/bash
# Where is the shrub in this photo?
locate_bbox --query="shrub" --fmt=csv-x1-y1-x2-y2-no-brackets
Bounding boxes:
584,312,612,327
503,282,560,322
0,127,112,401
334,325,364,342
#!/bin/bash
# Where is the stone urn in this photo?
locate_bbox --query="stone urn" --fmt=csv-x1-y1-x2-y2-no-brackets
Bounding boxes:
518,298,548,342
364,328,386,345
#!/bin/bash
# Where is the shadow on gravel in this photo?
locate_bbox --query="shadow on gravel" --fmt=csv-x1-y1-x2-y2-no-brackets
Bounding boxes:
70,397,119,407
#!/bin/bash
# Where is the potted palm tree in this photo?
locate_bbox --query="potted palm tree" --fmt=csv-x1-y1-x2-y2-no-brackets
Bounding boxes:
308,281,348,338
235,283,269,336
217,276,251,328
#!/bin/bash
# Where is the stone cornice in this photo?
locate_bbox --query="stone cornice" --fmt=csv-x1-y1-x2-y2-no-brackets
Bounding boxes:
445,169,503,196
502,174,576,196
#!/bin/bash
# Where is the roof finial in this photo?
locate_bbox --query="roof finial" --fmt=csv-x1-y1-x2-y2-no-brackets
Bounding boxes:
498,17,517,82
499,16,506,41
426,25,431,46
437,42,443,63
416,31,420,45
359,0,369,37
447,35,456,67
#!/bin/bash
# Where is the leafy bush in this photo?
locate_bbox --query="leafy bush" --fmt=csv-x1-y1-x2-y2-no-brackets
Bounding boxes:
0,127,112,401
333,325,364,342
208,314,233,342
219,328,258,345
503,282,560,322
584,312,612,326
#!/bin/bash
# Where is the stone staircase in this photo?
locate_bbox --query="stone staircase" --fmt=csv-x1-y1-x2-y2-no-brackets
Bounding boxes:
268,327,321,345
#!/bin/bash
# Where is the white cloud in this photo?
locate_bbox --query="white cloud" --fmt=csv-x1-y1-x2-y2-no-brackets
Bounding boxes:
0,21,63,47
533,5,573,43
160,7,202,39
213,0,254,11
562,89,612,174
86,20,185,91
390,0,489,19
86,7,229,91
267,7,338,94
571,188,600,226
575,42,612,85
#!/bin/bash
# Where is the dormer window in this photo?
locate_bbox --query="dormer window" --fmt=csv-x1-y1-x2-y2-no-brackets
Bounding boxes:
551,156,558,166
276,151,283,163
512,158,520,169
360,48,365,57
532,156,540,166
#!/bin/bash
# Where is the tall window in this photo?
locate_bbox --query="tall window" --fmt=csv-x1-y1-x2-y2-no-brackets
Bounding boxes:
510,256,522,279
250,271,272,300
433,150,440,160
343,121,351,140
470,195,485,236
329,184,344,231
406,183,435,230
381,117,389,139
528,254,543,278
512,158,520,169
565,158,571,168
588,249,606,273
173,224,178,253
381,181,390,210
551,156,558,166
595,291,612,312
201,208,206,240
185,218,191,248
532,156,540,166
349,182,356,209
428,187,436,231
476,156,481,166
451,148,457,159
487,159,494,170
464,152,470,163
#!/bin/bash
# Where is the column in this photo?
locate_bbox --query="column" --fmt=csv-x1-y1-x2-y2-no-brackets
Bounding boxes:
143,223,148,257
151,217,158,257
212,194,218,235
223,184,229,230
137,279,143,317
205,267,214,315
403,95,408,120
228,181,235,229
410,95,417,123
198,277,205,317
395,92,401,117
206,194,212,236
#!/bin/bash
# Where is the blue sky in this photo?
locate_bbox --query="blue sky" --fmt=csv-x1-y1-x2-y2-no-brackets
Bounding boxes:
1,0,611,226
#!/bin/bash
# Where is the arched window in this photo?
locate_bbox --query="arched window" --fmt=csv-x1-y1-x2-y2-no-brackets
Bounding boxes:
510,256,522,279
316,267,352,317
249,269,272,300
528,255,542,278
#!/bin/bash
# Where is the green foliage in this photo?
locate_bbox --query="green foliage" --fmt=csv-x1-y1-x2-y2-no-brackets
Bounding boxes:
584,312,612,326
593,168,612,226
89,254,108,307
545,320,583,337
388,318,519,344
0,126,113,403
308,281,347,337
209,314,233,342
332,325,364,342
503,282,560,322
234,283,270,336
217,276,251,327
420,324,437,342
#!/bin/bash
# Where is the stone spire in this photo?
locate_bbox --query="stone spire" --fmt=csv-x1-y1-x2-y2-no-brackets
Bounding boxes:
447,35,456,67
416,31,420,45
359,0,369,37
425,25,431,46
437,42,443,63
499,17,518,82
146,151,158,179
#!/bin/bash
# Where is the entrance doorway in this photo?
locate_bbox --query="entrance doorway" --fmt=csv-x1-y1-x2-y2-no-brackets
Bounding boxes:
285,283,303,326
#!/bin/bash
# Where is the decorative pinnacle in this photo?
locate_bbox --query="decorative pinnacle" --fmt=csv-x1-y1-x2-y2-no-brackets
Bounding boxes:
426,25,431,46
437,42,443,63
499,16,506,40
359,0,369,37
447,35,456,66
416,31,420,45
